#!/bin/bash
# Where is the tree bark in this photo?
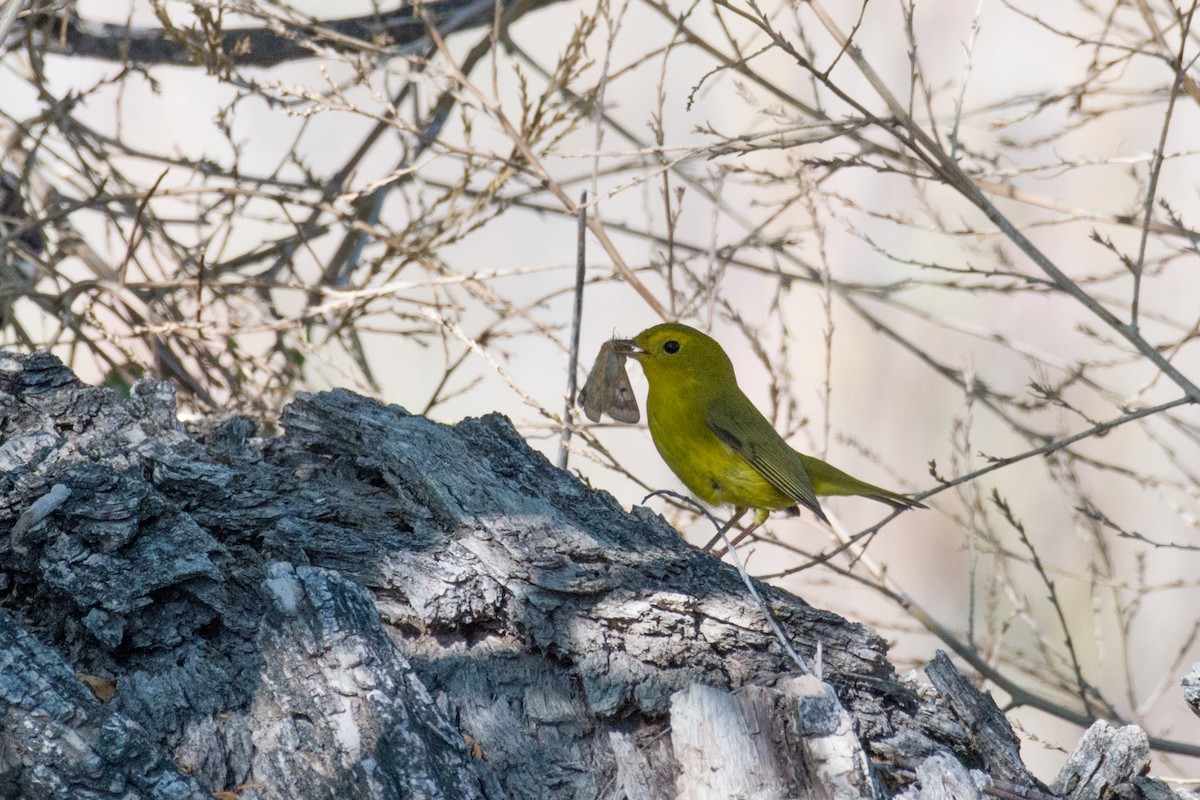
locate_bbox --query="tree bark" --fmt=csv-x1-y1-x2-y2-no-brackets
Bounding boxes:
0,350,1184,799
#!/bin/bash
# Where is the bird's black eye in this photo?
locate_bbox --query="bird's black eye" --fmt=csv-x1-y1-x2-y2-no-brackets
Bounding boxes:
663,340,681,354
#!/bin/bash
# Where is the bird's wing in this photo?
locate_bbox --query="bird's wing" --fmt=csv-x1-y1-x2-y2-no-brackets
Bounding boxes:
706,392,829,523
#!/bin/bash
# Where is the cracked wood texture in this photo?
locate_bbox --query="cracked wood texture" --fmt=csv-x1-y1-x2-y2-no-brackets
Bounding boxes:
0,350,1183,799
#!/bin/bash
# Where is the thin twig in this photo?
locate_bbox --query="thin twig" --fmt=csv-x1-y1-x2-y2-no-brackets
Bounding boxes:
0,0,25,44
558,191,587,470
416,0,669,320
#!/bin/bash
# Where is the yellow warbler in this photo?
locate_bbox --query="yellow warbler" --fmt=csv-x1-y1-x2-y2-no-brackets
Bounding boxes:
614,323,924,550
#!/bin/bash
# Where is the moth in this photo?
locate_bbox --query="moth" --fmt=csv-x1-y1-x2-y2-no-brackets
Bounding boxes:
577,340,640,423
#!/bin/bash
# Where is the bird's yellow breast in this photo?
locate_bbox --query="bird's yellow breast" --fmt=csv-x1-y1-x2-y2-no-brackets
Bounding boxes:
645,385,794,512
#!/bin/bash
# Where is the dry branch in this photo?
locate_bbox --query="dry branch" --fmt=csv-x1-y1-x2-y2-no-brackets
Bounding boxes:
18,1,550,67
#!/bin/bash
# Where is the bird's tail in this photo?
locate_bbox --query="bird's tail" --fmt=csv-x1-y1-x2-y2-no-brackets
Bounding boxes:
798,454,927,510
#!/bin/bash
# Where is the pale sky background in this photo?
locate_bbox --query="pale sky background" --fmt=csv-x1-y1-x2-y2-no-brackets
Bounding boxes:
10,0,1200,781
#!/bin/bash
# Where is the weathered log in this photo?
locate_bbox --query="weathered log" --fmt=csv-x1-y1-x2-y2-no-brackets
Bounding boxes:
1184,663,1200,721
0,350,1182,798
1052,721,1184,800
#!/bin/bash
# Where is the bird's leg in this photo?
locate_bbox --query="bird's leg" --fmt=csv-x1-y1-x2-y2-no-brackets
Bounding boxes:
702,507,748,552
712,520,762,558
711,508,771,557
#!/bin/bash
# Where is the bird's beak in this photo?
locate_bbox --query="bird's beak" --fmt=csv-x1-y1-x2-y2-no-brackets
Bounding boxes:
610,338,645,358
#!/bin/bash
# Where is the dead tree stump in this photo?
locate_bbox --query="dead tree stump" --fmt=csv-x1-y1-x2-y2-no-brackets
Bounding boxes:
0,351,1183,799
